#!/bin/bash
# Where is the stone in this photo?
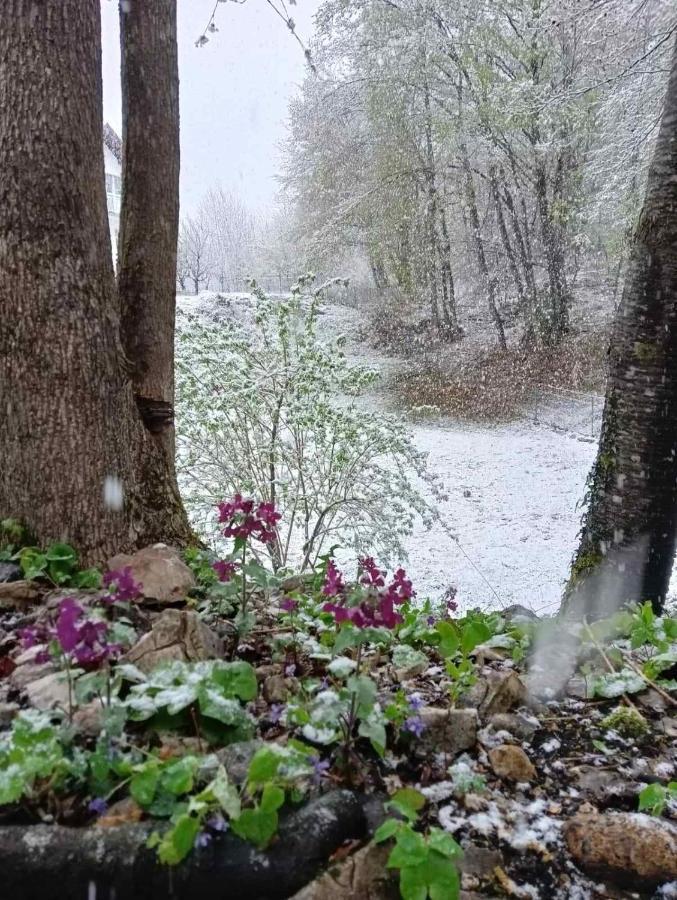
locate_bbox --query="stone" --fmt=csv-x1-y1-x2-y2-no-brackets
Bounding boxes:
24,671,70,711
637,687,671,714
487,712,539,742
10,645,55,690
564,811,677,889
0,580,41,609
108,543,195,605
661,716,677,738
0,562,21,583
459,670,528,718
72,700,105,736
263,674,288,704
289,842,397,900
488,744,537,782
216,739,265,784
571,766,642,805
459,843,504,877
123,609,223,673
416,708,478,757
0,701,19,727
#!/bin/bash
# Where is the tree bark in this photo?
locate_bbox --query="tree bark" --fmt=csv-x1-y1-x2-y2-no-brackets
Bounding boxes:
562,36,677,620
0,0,191,563
118,0,192,545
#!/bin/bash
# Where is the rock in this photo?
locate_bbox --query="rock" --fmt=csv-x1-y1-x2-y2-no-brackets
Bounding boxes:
637,687,671,715
123,609,223,673
263,674,289,704
10,645,55,690
416,708,478,757
24,671,70,711
564,811,677,889
661,716,677,739
0,562,21,583
0,701,19,727
216,739,265,784
487,712,539,742
108,544,195,605
502,604,539,623
459,843,504,877
256,663,283,681
459,670,527,718
289,842,397,900
571,766,642,805
0,580,41,609
488,744,537,782
72,700,105,736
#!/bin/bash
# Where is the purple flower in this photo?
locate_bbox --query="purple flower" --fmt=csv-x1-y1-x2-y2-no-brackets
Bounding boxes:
268,703,284,724
407,693,423,712
309,755,331,786
88,797,108,817
284,663,297,677
280,596,298,614
217,495,281,545
322,560,345,598
403,716,426,738
103,566,142,602
194,830,212,849
206,813,228,833
358,556,385,588
213,559,237,583
426,615,436,626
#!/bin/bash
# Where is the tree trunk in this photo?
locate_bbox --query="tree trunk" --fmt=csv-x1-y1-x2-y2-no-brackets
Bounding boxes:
562,37,677,620
118,0,192,544
535,159,570,344
0,0,191,564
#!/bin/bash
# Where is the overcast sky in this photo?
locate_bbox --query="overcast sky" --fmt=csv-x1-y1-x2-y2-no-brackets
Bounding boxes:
101,0,319,217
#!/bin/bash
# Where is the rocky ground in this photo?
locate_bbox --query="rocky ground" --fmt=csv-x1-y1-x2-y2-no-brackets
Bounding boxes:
0,547,676,900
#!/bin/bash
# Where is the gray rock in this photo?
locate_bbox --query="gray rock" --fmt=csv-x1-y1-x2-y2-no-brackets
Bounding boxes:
0,562,21,583
216,739,265,784
459,843,504,877
459,670,528,718
123,608,223,673
24,671,71,711
263,674,289,704
108,543,195,605
289,842,397,900
416,708,478,757
0,580,40,609
487,712,539,742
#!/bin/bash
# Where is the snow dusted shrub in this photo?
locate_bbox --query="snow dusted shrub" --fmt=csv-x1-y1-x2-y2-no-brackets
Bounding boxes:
176,276,444,570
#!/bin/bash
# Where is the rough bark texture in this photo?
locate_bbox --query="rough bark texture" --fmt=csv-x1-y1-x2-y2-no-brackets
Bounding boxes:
562,37,677,619
0,0,191,564
118,0,192,544
0,791,368,900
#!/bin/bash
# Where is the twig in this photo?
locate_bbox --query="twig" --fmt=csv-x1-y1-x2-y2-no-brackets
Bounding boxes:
621,651,677,709
583,621,644,716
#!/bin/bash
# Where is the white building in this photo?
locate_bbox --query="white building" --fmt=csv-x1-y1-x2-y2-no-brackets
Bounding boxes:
103,124,122,261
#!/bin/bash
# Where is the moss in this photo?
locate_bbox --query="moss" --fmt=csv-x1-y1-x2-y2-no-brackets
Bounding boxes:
570,550,603,582
633,341,658,363
600,705,649,738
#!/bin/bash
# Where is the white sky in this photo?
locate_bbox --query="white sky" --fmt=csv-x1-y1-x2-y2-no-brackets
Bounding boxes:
101,0,319,216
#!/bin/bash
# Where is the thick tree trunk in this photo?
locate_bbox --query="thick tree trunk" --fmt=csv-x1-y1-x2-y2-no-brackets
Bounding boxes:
117,0,192,544
0,0,142,561
562,37,677,620
0,0,191,564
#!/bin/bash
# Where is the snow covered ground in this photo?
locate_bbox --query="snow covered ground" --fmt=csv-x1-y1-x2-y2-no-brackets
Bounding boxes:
178,291,599,616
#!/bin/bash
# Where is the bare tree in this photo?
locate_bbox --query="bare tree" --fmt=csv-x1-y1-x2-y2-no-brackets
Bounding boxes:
201,187,257,292
180,213,212,294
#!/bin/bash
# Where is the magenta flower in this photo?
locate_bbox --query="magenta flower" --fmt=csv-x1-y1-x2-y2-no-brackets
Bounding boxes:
103,566,142,602
217,494,281,545
322,560,345,597
359,556,385,588
280,596,299,614
56,598,85,652
213,559,237,583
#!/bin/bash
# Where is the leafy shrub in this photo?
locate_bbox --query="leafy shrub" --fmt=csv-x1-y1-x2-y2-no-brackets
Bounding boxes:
176,278,444,571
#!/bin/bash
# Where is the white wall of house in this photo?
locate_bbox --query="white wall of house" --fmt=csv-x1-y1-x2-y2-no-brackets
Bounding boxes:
104,144,121,262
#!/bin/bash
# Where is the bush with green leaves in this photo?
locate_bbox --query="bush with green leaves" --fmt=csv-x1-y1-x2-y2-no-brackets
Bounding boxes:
176,277,445,571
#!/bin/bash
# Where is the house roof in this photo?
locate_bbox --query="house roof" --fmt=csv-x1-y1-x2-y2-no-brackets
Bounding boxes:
103,123,122,164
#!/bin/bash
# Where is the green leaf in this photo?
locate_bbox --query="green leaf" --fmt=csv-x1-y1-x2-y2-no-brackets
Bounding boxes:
130,763,161,807
260,783,285,813
247,748,283,787
427,828,463,860
358,715,387,757
374,818,401,843
398,864,428,900
157,814,200,865
387,827,427,868
460,620,492,655
231,806,279,849
210,661,258,701
638,782,667,816
346,674,377,716
388,788,426,823
426,850,461,900
435,621,459,658
162,757,198,796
